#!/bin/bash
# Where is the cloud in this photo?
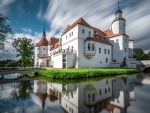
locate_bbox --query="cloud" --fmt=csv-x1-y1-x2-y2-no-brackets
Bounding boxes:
39,0,150,51
37,2,43,19
0,0,16,14
0,32,43,60
21,28,32,34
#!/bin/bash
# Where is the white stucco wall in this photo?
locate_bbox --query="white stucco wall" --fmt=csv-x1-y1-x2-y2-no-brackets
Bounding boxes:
67,54,76,68
109,35,129,63
112,20,125,34
77,38,112,68
52,54,62,68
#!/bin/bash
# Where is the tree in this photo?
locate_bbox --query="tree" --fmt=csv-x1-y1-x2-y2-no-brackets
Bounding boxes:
5,61,18,67
0,14,13,52
12,38,34,67
133,48,149,60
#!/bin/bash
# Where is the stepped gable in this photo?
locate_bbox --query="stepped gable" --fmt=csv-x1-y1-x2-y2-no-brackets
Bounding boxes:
104,29,129,38
62,17,93,35
36,37,48,46
48,37,59,45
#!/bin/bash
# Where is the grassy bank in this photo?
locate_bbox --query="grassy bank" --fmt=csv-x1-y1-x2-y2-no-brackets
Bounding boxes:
37,68,139,79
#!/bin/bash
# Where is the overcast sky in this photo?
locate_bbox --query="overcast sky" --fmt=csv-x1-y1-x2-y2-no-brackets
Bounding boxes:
0,0,150,60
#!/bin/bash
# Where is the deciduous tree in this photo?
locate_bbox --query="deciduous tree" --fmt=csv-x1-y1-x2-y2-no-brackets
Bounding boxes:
12,37,34,67
0,14,13,52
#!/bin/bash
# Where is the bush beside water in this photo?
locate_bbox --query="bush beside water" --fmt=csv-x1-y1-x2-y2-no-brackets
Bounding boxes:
37,68,139,79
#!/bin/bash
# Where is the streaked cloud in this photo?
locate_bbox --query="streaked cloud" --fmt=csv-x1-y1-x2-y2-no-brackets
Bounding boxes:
21,28,32,34
0,0,16,14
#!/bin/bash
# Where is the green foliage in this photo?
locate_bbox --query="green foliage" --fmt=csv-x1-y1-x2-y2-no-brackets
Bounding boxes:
0,14,13,52
25,72,38,77
12,37,34,67
38,68,139,79
5,61,18,67
133,48,150,60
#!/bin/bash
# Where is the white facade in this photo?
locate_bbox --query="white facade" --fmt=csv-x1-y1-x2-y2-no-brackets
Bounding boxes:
34,5,136,69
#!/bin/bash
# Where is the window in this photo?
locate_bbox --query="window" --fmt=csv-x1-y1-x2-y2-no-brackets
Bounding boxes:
105,88,107,94
106,80,108,84
99,48,101,53
82,29,84,34
88,94,90,102
125,48,126,52
43,54,45,56
89,31,91,37
99,89,101,95
88,43,90,51
108,49,110,54
66,36,67,39
66,104,67,108
104,49,106,54
116,39,119,43
106,58,108,62
92,94,95,101
37,54,39,57
125,39,126,42
69,33,71,37
43,48,45,50
72,31,73,36
37,48,39,50
108,87,110,92
92,44,94,51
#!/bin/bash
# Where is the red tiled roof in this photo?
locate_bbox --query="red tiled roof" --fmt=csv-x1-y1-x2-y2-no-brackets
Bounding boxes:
47,92,58,102
36,37,48,46
36,93,47,102
85,37,111,45
105,104,123,112
104,29,129,38
94,28,107,37
62,17,93,35
48,37,59,45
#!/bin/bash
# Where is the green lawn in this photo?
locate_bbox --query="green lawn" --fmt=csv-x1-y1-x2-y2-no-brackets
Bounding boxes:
37,68,139,79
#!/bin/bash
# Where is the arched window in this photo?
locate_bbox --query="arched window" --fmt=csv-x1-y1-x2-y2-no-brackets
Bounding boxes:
88,43,90,51
92,44,94,51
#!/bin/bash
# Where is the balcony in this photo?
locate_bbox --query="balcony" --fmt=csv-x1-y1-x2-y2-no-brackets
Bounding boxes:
53,48,76,56
84,47,96,59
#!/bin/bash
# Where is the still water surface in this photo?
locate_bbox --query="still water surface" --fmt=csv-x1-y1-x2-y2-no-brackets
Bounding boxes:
0,73,150,113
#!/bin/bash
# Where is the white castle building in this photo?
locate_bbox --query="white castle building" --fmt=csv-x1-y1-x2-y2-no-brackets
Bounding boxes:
34,5,136,69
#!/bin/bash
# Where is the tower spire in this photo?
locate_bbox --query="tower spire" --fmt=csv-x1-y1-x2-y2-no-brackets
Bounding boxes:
42,26,46,37
118,1,120,9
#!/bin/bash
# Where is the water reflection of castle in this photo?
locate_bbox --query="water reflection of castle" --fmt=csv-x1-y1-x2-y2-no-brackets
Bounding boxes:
34,76,138,113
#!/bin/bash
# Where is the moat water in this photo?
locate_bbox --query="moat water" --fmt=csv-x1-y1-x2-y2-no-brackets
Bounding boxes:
0,72,150,113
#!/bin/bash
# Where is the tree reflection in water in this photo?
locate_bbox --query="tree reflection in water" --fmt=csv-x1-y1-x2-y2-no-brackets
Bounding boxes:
11,81,33,100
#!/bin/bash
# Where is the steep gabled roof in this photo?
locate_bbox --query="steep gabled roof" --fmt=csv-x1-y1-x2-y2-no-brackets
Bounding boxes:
104,29,129,38
48,37,59,45
36,37,48,46
85,37,111,45
62,17,92,35
94,28,107,37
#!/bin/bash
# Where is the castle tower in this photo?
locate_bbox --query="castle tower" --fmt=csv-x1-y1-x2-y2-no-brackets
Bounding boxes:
112,1,126,34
